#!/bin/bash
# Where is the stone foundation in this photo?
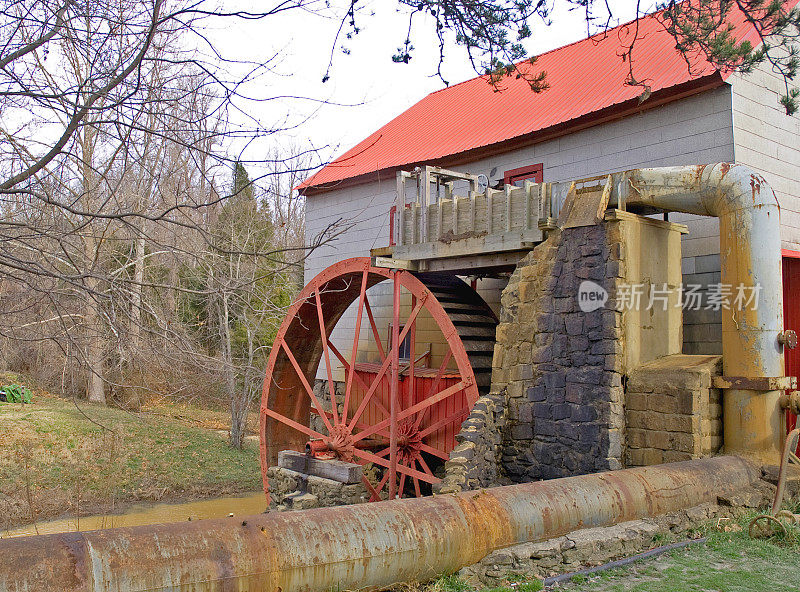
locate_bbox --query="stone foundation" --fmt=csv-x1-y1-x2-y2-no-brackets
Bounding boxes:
625,354,723,466
267,466,371,510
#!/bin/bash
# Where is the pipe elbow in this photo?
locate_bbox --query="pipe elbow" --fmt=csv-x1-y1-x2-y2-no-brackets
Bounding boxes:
696,163,779,218
625,163,780,219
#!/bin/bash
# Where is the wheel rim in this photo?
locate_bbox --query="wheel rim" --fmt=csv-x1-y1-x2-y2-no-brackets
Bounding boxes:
260,257,488,502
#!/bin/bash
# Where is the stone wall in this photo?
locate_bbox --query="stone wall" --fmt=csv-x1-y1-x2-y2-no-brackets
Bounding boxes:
492,223,626,481
310,379,345,434
436,393,508,494
625,354,723,466
267,466,370,510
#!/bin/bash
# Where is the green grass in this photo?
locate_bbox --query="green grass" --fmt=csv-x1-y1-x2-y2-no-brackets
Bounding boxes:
419,509,800,592
0,382,261,529
549,506,800,592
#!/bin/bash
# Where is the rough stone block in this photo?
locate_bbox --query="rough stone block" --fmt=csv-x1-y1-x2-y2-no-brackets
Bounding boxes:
571,405,597,422
285,492,319,510
626,392,648,411
627,447,663,466
511,424,534,440
551,403,571,420
527,386,546,402
626,428,647,448
564,314,584,336
662,449,693,463
644,430,672,450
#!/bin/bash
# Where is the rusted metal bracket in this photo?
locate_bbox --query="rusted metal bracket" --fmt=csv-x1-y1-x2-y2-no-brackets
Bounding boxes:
779,392,800,415
712,376,798,391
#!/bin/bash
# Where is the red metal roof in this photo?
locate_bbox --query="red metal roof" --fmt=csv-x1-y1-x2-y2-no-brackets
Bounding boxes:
300,5,791,193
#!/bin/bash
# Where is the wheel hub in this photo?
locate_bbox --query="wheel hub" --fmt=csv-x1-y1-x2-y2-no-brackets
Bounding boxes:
306,424,356,462
397,420,422,464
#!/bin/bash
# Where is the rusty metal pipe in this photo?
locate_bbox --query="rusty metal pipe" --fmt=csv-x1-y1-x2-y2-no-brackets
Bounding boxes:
624,163,785,462
0,456,756,592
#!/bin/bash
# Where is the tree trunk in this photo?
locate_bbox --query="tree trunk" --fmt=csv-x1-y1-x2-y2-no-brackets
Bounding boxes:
218,294,241,448
131,232,146,349
229,326,254,450
85,279,106,404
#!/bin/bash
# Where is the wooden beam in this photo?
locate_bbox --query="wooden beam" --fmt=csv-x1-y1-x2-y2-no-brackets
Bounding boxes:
278,450,363,484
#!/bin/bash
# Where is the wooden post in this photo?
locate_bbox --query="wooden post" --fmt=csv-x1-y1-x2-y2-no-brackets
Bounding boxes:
437,194,444,240
487,188,494,234
524,181,534,230
469,190,476,234
396,172,405,247
505,185,512,232
411,203,418,244
421,168,431,243
389,271,400,500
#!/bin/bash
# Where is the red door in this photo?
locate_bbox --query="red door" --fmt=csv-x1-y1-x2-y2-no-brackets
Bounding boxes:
783,253,800,447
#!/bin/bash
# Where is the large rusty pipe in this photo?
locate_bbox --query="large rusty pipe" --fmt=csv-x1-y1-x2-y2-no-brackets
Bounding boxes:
624,163,785,462
0,456,756,592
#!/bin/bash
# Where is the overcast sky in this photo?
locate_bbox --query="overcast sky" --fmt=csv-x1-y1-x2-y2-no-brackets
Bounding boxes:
208,0,646,173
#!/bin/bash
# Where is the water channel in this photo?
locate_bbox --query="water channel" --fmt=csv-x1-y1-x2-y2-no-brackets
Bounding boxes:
1,491,267,539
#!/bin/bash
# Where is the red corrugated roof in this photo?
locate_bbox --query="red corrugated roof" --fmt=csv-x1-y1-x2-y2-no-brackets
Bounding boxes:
300,4,793,193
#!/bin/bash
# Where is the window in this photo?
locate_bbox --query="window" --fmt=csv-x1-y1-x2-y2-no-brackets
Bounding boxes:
388,324,411,360
504,163,543,187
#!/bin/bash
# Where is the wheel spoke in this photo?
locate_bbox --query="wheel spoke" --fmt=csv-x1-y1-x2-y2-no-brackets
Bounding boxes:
389,271,401,500
412,469,422,498
374,471,391,499
353,448,440,484
419,443,450,461
263,406,327,441
364,294,386,361
353,380,466,443
417,454,435,477
311,406,373,433
397,471,407,498
314,287,340,426
413,348,453,430
328,341,390,419
408,294,417,411
279,341,333,433
361,474,381,502
343,269,369,425
348,353,393,428
419,408,469,439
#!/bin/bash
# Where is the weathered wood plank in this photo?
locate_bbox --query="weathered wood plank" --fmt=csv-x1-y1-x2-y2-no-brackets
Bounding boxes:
393,229,542,260
278,450,363,484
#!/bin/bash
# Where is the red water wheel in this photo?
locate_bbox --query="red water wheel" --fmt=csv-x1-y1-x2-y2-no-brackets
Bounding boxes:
260,257,497,502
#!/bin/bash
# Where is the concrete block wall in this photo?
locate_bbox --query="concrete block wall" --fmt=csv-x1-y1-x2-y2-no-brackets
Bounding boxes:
730,62,800,253
680,254,723,355
625,354,723,467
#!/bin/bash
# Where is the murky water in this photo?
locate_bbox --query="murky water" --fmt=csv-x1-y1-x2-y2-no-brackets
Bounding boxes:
1,491,267,539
